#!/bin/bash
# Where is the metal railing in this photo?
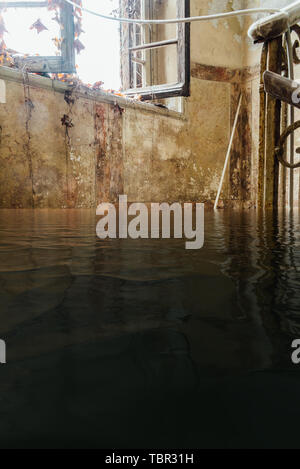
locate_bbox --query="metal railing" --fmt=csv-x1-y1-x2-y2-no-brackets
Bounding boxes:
249,0,300,209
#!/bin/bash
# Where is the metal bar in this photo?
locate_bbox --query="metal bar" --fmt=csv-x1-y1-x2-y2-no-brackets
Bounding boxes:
264,70,300,107
258,42,268,209
129,38,178,52
0,2,47,7
214,94,242,210
281,97,288,207
131,57,146,65
281,43,289,209
265,37,282,210
286,29,295,209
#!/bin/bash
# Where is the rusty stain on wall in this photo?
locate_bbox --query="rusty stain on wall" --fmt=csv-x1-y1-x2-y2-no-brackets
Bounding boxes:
94,103,124,203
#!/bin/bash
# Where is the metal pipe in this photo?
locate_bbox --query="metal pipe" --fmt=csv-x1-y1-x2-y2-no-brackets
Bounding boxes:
286,28,295,209
258,42,268,209
265,37,282,210
131,57,146,65
214,94,242,210
130,39,178,52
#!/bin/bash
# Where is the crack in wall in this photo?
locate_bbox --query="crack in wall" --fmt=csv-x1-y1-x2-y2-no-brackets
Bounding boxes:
62,87,77,207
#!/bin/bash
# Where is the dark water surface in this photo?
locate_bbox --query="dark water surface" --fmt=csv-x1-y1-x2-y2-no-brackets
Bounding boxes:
0,209,299,449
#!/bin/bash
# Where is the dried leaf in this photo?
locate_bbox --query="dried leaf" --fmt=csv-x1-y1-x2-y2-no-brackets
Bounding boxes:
75,21,85,37
74,39,85,54
52,36,62,50
51,12,61,25
93,81,104,90
30,19,48,34
61,114,73,128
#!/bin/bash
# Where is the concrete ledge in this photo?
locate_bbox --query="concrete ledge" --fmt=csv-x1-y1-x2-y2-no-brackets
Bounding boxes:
0,65,186,120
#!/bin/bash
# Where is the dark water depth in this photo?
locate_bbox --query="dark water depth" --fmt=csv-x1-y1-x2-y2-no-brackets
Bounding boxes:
0,208,299,449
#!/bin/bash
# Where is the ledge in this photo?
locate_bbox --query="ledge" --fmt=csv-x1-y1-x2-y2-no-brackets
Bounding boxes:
0,66,186,120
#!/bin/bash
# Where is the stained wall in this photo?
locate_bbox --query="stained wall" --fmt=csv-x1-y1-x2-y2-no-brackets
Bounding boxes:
0,0,266,208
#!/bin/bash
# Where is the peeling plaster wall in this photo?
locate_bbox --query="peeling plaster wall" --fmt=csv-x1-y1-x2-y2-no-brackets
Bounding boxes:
192,0,248,68
0,0,264,208
0,78,123,208
123,78,231,203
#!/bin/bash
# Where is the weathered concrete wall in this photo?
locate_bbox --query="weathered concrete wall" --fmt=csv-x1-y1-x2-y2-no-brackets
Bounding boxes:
0,75,125,208
0,0,263,208
123,77,231,203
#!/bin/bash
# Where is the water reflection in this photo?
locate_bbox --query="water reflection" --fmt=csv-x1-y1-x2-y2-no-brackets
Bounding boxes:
0,208,299,448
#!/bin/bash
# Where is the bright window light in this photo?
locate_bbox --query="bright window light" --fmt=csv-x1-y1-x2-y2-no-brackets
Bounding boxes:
1,0,121,89
76,0,121,89
2,3,60,56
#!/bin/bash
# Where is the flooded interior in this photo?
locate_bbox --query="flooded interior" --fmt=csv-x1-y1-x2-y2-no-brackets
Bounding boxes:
0,208,299,449
2,0,300,451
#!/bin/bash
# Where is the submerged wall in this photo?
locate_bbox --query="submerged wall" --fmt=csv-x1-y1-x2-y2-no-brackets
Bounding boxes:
0,0,263,208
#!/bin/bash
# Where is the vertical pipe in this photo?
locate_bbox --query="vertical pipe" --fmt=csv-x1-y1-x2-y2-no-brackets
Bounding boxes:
280,41,289,208
281,100,288,207
265,37,282,210
258,42,268,209
286,29,295,209
214,94,242,210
